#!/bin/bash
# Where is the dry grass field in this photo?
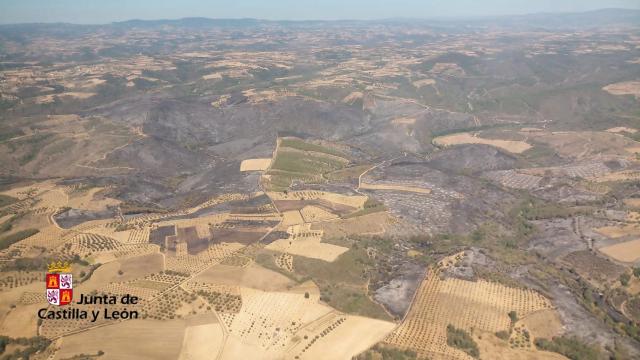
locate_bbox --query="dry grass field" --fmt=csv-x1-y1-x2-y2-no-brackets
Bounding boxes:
385,253,554,359
433,132,532,153
194,262,294,292
240,158,272,172
178,321,225,360
289,314,396,360
475,332,567,360
599,239,640,263
53,319,187,359
359,182,432,194
268,191,367,209
265,224,349,262
281,210,304,226
594,225,640,239
300,205,339,222
311,212,395,238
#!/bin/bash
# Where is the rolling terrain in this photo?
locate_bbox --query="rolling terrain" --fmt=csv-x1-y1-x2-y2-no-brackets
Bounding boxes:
1,9,640,360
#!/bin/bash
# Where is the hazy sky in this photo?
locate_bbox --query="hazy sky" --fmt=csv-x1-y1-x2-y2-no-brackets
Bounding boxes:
1,0,639,24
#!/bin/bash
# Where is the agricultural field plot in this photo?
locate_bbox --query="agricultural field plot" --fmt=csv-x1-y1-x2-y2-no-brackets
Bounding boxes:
385,253,553,360
16,225,76,249
40,301,143,339
300,205,339,222
193,262,294,292
483,170,542,190
521,160,617,179
311,212,396,238
183,282,242,314
594,224,640,239
599,239,640,263
100,281,162,301
359,182,432,194
592,170,640,183
0,271,43,290
433,132,532,154
267,191,367,209
34,188,69,209
281,210,304,226
219,286,336,358
287,313,396,360
265,224,349,262
179,321,225,360
51,319,187,360
127,227,151,243
265,138,350,191
240,158,272,172
164,242,244,274
63,233,123,257
65,186,121,211
142,287,193,321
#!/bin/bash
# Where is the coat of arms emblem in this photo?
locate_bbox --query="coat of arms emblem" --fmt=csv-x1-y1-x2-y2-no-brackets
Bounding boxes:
46,261,73,306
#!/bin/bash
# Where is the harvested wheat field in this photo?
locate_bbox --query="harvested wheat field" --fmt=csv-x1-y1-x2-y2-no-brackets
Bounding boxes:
290,314,396,360
193,262,294,292
359,182,431,194
599,239,640,263
385,253,553,360
265,224,349,262
603,81,640,98
281,210,304,226
240,158,272,172
433,132,532,153
178,321,225,360
53,319,187,360
0,303,41,338
594,224,640,238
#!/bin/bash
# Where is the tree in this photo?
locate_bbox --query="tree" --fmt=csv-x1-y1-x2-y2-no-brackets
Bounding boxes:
620,273,631,287
508,311,518,323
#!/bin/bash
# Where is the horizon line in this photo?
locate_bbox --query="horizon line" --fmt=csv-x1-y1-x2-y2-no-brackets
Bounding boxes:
0,7,638,26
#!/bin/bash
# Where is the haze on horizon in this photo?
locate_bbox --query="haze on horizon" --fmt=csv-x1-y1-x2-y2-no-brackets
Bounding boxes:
1,0,640,24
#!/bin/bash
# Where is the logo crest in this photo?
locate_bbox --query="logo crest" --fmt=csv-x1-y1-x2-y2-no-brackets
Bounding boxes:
46,261,73,306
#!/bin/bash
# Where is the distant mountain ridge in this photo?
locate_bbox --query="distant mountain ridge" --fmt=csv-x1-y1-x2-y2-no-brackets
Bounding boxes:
0,8,638,30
